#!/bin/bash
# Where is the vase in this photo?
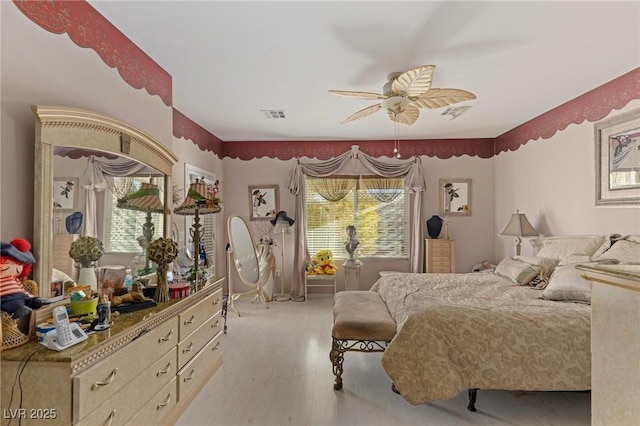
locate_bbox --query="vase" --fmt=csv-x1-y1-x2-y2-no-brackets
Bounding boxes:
426,215,443,239
153,263,170,303
77,267,97,292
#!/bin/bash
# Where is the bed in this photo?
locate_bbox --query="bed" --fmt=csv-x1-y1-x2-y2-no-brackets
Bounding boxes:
370,234,639,406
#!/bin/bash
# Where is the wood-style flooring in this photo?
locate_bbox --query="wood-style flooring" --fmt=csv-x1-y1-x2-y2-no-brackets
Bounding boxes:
176,295,590,426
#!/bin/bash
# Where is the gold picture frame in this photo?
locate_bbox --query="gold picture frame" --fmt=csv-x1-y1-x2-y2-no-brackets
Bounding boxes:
439,178,471,216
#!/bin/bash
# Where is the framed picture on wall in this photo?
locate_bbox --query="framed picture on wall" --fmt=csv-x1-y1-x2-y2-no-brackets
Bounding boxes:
52,177,79,212
248,185,279,221
439,178,471,216
595,108,640,206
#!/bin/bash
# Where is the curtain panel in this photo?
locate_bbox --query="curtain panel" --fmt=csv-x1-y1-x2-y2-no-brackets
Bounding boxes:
286,146,425,301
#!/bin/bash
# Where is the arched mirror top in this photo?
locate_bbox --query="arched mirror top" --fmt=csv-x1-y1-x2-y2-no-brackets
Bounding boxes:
32,105,176,175
32,105,177,297
227,215,260,285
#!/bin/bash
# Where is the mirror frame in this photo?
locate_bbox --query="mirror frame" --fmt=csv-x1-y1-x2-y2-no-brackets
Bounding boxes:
32,105,178,297
439,178,472,216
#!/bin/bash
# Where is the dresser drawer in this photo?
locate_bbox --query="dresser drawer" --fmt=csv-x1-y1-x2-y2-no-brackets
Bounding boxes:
179,288,223,340
430,265,451,273
178,310,222,369
75,348,176,425
73,317,178,421
178,331,222,401
125,378,177,426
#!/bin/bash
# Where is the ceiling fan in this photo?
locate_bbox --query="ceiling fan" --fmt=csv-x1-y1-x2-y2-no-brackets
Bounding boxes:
329,64,476,125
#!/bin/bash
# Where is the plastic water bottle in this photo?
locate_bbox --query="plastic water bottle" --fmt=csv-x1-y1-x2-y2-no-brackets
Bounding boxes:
124,267,133,289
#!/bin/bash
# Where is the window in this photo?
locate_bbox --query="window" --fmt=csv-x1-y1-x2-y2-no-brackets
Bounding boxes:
305,176,408,258
104,177,164,253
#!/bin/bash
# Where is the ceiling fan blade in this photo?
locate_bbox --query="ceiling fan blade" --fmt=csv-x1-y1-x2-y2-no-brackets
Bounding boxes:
341,103,382,124
391,65,435,97
411,88,476,109
388,105,420,125
329,90,385,100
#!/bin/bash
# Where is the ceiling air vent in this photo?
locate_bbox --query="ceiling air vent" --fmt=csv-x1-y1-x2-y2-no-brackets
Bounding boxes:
441,106,471,120
261,110,286,119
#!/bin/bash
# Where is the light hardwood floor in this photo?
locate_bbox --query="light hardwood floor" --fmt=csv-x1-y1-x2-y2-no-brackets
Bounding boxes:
176,295,590,426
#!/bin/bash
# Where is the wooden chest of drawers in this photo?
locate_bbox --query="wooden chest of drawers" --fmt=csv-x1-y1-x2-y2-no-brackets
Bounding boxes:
0,278,224,426
424,239,456,273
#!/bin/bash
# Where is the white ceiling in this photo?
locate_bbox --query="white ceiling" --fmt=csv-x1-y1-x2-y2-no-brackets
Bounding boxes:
89,1,639,142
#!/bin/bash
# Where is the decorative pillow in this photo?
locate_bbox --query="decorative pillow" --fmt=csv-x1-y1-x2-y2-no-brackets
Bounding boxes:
495,257,541,286
598,237,640,264
534,235,609,260
514,256,560,289
541,264,592,304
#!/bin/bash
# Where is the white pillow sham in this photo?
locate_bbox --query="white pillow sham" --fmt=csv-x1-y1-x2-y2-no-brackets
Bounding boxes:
598,237,640,264
534,235,610,260
541,264,592,304
495,257,541,286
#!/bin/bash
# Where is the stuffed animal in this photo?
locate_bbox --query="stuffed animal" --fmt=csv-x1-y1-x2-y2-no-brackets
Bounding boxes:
0,238,49,319
313,249,337,275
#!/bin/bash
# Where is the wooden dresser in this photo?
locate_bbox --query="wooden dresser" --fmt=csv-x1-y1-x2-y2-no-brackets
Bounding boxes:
424,239,456,273
1,277,224,425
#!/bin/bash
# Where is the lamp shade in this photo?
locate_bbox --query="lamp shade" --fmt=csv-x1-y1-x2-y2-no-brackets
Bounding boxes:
174,181,222,216
117,182,164,213
499,210,539,237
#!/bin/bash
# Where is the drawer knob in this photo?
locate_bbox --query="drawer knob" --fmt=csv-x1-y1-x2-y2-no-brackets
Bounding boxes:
157,362,172,376
158,330,173,343
184,315,196,325
212,297,220,305
91,368,118,390
212,341,220,352
157,393,172,409
211,320,219,329
184,369,195,382
183,342,194,353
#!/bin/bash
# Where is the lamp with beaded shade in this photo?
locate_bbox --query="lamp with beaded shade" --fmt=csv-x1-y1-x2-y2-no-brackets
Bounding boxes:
174,179,222,285
117,182,165,273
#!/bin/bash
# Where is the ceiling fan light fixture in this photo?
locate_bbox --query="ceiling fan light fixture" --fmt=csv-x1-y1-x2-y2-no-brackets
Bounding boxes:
381,95,410,115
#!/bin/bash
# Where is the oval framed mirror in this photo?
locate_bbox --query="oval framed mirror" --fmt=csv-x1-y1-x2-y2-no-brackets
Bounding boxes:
32,105,178,297
226,214,268,316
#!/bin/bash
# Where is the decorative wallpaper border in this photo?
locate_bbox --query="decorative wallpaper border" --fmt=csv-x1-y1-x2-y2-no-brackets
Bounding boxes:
222,138,495,160
14,0,172,106
173,108,224,158
495,67,640,154
14,1,640,161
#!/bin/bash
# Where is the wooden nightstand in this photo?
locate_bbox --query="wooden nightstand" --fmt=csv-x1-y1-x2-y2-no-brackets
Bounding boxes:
424,239,456,273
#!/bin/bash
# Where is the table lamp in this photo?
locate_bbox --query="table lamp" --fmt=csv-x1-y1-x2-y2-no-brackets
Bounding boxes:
174,179,222,286
117,182,164,273
498,209,539,256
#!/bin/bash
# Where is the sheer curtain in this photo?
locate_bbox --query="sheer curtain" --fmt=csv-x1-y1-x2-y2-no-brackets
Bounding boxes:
81,156,147,237
286,146,425,301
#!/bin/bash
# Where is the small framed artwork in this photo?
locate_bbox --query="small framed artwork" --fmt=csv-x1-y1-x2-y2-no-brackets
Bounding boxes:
249,185,279,221
439,178,471,216
53,178,79,212
595,108,640,206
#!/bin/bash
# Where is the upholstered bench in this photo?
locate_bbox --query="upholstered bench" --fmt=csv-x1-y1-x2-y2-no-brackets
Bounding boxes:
330,291,396,391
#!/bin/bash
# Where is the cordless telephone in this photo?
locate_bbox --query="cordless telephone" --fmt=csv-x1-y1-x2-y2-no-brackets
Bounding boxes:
44,306,88,351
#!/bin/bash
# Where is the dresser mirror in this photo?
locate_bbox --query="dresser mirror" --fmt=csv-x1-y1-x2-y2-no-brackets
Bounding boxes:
32,105,177,298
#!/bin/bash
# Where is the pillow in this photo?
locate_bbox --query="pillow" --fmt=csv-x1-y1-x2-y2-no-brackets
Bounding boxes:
515,256,560,289
541,264,592,304
533,235,609,260
51,268,74,283
598,237,640,264
495,257,541,286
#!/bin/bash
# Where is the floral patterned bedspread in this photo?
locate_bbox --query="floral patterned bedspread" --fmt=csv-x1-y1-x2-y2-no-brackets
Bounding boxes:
371,272,591,405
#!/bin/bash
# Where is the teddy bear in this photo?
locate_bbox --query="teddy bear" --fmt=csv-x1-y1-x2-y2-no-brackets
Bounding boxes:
312,249,337,275
1,238,49,319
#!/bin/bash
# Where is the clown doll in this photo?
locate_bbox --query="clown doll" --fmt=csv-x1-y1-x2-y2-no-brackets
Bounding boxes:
1,238,48,319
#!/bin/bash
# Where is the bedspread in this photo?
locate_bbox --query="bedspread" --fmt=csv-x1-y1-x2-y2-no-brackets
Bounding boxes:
371,272,591,405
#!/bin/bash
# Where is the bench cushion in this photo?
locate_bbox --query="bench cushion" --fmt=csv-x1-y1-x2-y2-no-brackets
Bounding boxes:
332,291,396,341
